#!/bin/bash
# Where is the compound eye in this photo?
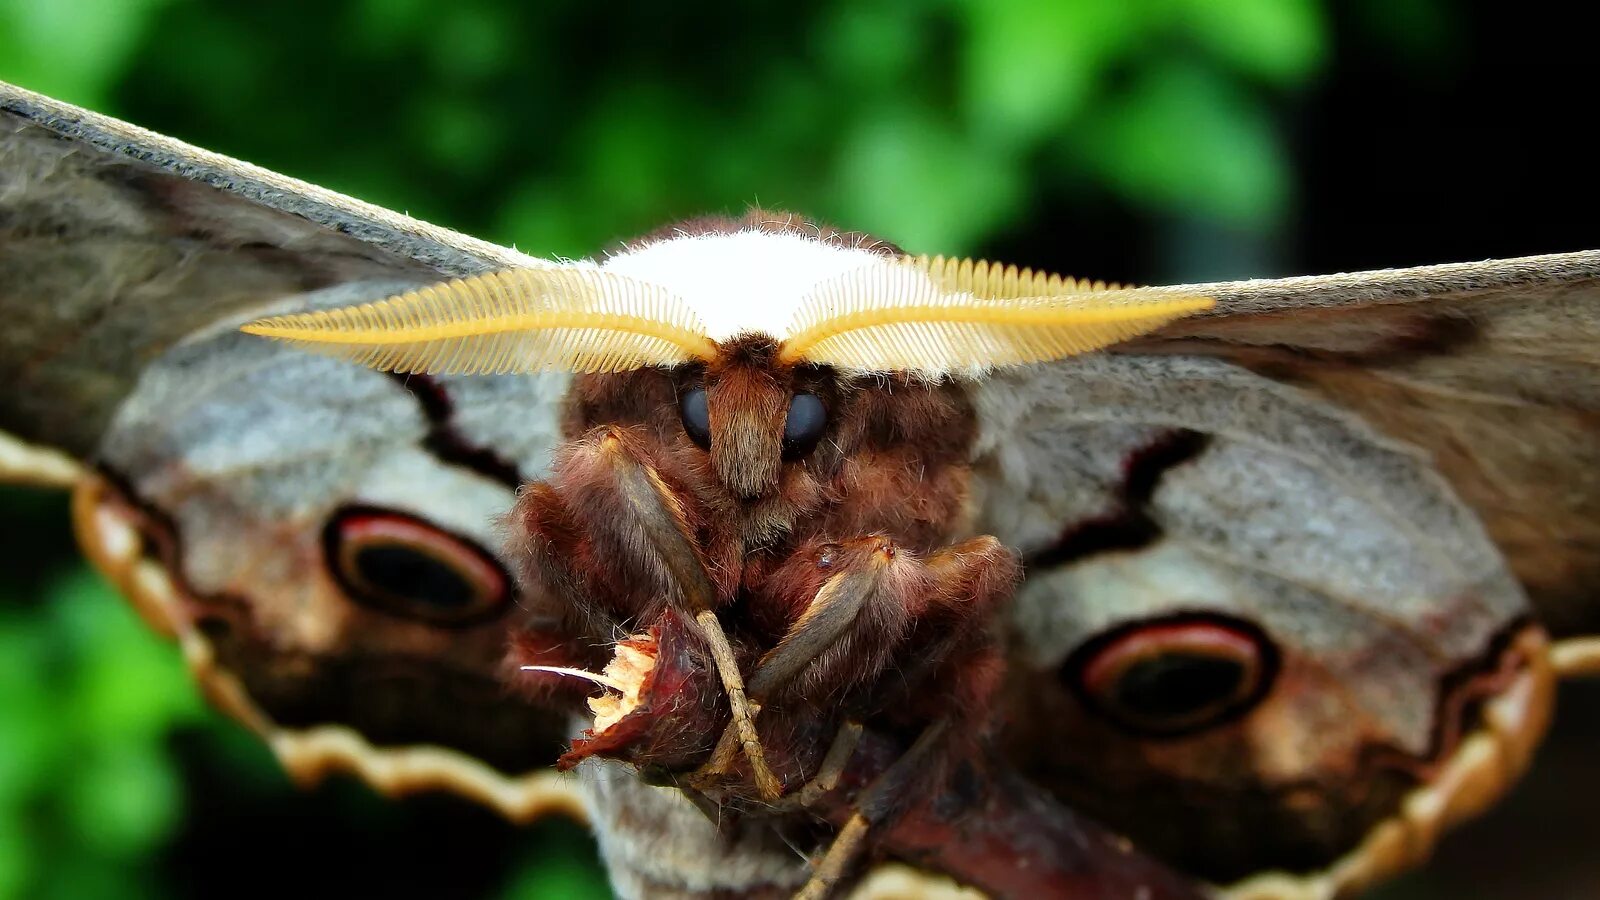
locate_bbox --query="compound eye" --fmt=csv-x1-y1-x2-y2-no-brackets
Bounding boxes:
680,387,711,450
324,507,510,626
781,392,827,460
1067,616,1276,736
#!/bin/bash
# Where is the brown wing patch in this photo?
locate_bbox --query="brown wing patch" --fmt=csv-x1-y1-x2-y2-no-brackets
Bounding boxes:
1219,625,1554,899
72,474,582,816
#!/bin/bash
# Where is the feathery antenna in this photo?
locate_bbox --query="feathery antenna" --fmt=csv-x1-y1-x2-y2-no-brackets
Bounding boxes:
778,254,1214,375
241,267,717,374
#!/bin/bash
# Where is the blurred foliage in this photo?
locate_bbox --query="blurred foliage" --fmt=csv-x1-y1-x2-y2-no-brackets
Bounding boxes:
0,1,1340,898
0,550,201,900
2,0,1325,257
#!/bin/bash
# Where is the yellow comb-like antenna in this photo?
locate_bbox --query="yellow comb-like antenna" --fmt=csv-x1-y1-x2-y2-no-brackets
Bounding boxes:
240,267,717,375
778,254,1214,374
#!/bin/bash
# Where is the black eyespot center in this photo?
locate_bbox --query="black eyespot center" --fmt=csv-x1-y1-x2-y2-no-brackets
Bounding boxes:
680,387,711,450
324,506,510,626
1113,653,1247,722
352,543,477,611
782,392,827,459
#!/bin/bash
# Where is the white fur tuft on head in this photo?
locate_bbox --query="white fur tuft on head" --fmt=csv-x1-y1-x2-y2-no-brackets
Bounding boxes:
600,229,892,343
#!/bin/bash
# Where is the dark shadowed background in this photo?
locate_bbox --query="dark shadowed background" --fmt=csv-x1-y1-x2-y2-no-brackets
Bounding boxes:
0,1,1596,898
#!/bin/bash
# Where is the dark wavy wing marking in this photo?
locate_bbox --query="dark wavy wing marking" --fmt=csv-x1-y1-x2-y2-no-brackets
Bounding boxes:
0,79,539,455
1138,250,1600,634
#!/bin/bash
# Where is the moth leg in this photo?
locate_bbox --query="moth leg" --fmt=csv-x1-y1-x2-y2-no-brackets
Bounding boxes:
745,537,902,701
795,816,870,900
695,536,907,783
677,722,863,842
512,433,706,638
881,536,1017,735
794,720,953,900
773,720,863,812
702,535,1015,785
510,480,611,645
594,431,782,800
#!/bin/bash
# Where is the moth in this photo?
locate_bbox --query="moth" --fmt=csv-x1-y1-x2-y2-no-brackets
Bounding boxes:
3,79,1598,900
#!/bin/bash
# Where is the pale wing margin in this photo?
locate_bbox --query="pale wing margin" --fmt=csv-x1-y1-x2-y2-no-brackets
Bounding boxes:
0,79,543,457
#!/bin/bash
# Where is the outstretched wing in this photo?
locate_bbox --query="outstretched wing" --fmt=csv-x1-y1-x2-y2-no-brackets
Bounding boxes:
0,80,580,819
1,80,541,455
1147,251,1600,635
970,250,1599,894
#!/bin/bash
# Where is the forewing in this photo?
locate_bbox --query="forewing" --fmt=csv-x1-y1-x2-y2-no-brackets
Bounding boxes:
0,81,579,815
0,79,540,455
1143,250,1600,635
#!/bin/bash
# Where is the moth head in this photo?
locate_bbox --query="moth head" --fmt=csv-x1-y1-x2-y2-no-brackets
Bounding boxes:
678,334,826,499
241,229,1212,505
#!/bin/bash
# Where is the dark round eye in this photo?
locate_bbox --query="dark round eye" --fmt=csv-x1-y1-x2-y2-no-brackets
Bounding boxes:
323,507,510,626
1066,616,1276,736
781,392,827,459
680,387,711,450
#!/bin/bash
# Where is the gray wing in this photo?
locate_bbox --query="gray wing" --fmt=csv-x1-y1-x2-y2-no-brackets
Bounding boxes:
968,252,1599,892
1,79,540,455
1142,250,1600,635
1,80,581,817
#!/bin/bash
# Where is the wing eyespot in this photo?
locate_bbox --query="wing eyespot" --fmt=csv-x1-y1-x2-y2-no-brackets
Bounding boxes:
1064,614,1278,736
323,506,511,626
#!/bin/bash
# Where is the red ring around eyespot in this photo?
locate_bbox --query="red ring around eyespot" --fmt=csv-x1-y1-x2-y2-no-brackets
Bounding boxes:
324,506,510,627
1069,615,1278,737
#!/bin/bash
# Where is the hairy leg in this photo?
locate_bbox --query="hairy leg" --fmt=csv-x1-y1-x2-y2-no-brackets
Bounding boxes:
512,426,780,797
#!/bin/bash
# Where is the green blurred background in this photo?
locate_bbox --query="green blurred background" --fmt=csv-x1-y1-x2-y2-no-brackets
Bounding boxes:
0,1,1596,898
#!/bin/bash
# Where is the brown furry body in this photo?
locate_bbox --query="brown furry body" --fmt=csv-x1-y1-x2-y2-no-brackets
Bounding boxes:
508,212,1018,793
